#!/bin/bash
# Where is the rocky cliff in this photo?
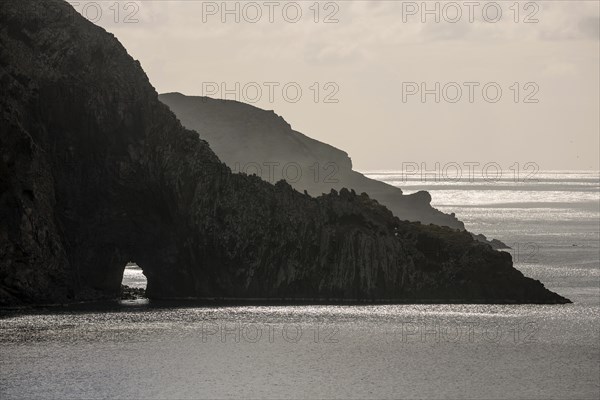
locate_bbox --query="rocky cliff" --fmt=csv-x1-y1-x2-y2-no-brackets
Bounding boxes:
0,0,569,305
159,93,464,230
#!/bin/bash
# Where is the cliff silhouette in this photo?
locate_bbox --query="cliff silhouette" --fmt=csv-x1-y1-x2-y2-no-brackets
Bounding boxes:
159,93,464,230
0,0,569,305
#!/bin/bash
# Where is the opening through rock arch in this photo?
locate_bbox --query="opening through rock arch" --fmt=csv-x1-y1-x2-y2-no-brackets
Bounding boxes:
120,262,148,300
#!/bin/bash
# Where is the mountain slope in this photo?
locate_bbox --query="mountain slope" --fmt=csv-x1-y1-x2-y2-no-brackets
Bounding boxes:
0,0,568,305
159,93,464,230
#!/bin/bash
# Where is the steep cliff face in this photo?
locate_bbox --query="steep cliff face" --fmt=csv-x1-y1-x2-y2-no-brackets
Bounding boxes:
0,0,569,305
159,93,464,230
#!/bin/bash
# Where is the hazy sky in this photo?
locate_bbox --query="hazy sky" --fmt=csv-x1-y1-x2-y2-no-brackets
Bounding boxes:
75,0,599,170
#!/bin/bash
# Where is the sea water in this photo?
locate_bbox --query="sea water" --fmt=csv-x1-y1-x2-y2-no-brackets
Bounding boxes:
1,171,598,399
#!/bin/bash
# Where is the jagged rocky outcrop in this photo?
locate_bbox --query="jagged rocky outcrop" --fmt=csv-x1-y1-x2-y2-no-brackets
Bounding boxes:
120,285,146,300
0,0,569,306
159,93,465,230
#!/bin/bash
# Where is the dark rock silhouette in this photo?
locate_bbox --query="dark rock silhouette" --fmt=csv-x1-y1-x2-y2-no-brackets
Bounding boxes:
159,93,465,230
0,0,570,305
120,285,146,300
158,93,513,249
471,234,511,250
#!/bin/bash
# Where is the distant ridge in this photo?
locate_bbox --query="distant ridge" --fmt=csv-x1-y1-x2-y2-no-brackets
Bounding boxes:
160,92,464,230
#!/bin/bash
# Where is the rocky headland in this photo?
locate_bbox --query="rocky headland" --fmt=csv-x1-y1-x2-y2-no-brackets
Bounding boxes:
159,93,465,230
0,0,569,306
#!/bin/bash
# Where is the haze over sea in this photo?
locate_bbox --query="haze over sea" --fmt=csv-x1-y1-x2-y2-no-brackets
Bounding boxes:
1,171,598,399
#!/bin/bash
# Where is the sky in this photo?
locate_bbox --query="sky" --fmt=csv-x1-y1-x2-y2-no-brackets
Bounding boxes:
72,0,599,171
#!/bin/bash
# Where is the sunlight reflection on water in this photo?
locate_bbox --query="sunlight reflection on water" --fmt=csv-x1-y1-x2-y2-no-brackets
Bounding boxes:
1,171,598,399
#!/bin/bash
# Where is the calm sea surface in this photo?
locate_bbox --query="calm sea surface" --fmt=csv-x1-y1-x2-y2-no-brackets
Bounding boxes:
1,171,599,399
